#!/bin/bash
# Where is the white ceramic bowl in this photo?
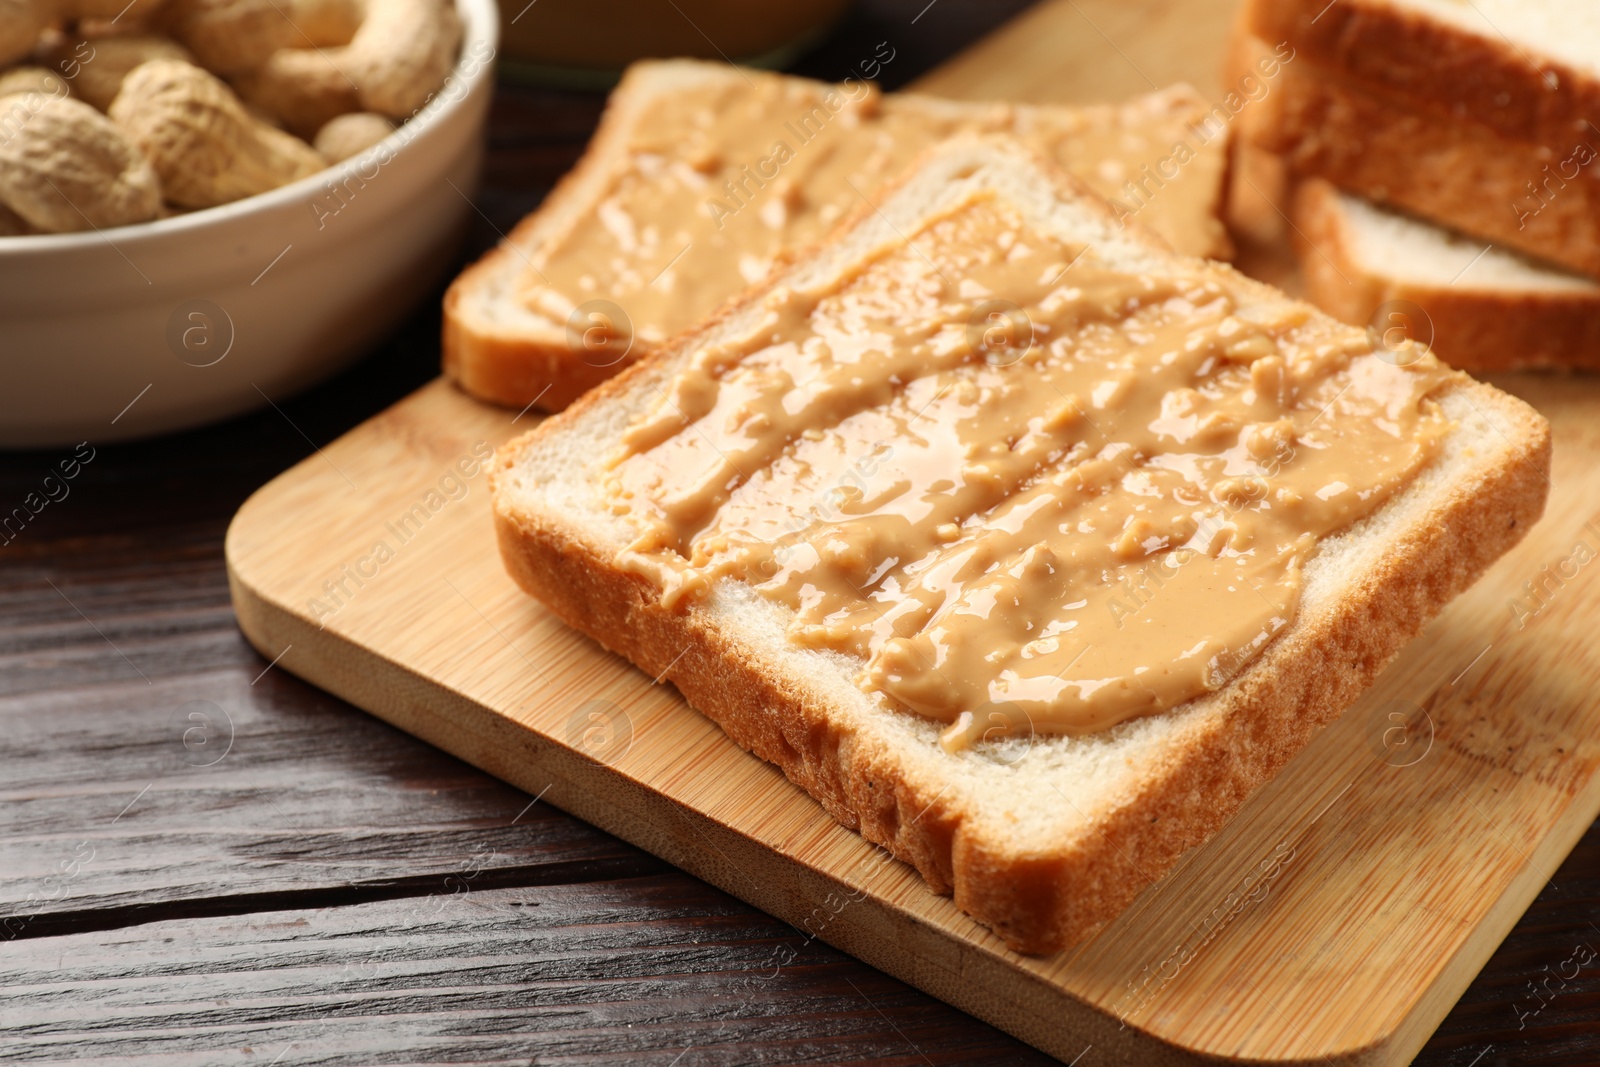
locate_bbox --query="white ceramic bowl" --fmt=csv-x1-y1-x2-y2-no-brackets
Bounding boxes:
0,0,498,448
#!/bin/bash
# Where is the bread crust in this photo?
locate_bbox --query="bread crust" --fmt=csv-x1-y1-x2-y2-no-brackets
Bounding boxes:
1291,178,1600,373
1246,0,1600,152
490,139,1552,954
1242,48,1600,280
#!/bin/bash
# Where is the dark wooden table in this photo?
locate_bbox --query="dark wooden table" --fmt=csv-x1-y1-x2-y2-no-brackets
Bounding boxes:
3,2,1597,1063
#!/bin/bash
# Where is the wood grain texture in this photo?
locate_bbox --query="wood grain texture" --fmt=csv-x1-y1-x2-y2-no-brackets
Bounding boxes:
0,876,1066,1066
913,0,1240,102
223,2,1600,1061
0,516,666,941
3,1,1598,1064
1420,827,1600,1067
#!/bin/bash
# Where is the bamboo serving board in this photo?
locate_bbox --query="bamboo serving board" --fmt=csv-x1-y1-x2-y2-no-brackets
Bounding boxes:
226,1,1600,1062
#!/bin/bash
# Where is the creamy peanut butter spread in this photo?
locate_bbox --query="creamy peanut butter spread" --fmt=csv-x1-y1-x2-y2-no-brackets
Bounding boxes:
601,195,1457,742
522,70,1227,349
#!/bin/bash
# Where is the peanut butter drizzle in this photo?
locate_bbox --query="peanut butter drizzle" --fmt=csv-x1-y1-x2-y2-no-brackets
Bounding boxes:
602,197,1457,743
521,70,1225,346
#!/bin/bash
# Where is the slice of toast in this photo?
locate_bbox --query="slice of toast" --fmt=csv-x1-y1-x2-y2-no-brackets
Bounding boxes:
1292,177,1600,373
1236,5,1600,279
444,59,1233,413
490,136,1550,953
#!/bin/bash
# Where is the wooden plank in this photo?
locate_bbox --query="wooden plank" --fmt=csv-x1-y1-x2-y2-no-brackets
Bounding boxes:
913,0,1240,102
0,858,1594,1067
1419,826,1600,1065
0,876,1054,1066
2,804,1594,1065
0,513,662,939
210,1,1600,1062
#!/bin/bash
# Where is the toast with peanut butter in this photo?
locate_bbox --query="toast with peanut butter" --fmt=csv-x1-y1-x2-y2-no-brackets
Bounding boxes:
490,136,1550,953
445,59,1232,412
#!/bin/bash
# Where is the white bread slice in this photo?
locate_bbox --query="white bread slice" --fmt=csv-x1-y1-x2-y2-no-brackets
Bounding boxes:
1247,0,1600,153
1237,3,1600,279
490,136,1550,953
444,59,1232,413
1292,177,1600,373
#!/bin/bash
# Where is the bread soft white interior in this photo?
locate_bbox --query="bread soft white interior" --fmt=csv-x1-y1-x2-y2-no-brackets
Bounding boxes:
1335,187,1599,294
1391,0,1600,77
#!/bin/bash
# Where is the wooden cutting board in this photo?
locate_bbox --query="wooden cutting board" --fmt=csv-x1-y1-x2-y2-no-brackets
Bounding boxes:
226,1,1600,1062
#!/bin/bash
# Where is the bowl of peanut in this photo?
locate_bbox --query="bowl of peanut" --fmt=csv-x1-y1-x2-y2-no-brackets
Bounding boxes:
0,0,497,446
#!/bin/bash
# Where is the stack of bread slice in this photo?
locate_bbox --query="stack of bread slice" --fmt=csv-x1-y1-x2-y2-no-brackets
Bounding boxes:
1234,0,1600,371
1292,179,1600,372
